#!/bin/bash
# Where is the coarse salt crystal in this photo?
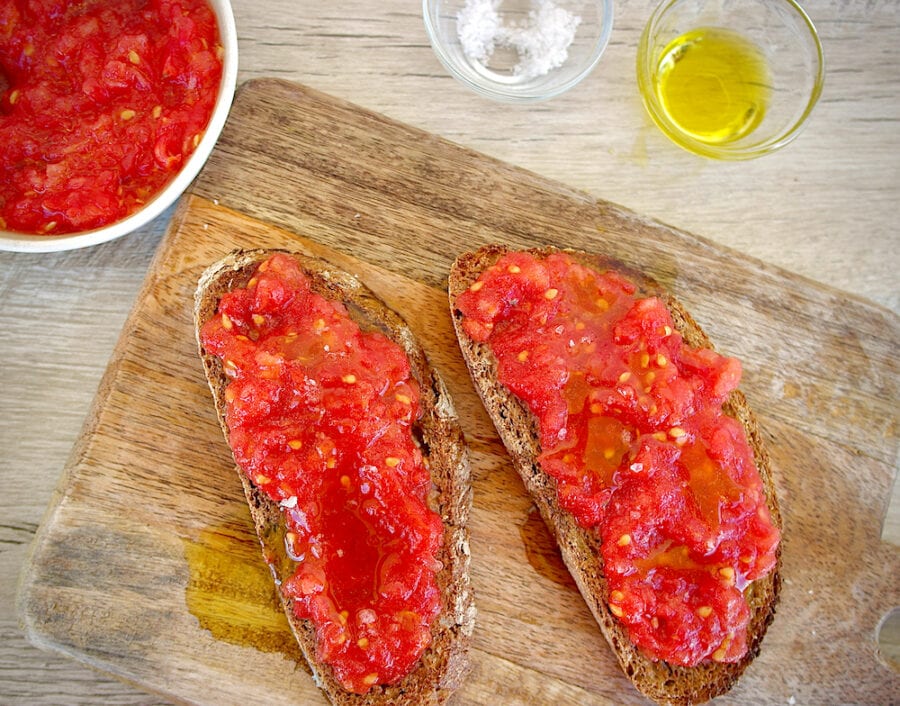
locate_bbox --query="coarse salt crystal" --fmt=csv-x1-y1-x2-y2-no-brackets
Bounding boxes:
457,0,502,62
358,608,377,624
457,0,581,79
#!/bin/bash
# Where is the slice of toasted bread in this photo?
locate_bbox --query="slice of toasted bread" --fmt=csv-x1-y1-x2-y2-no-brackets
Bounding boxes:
195,249,475,706
448,245,782,706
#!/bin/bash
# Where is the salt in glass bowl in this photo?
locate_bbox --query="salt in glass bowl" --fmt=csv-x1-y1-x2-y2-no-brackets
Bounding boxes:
424,0,614,103
637,0,824,160
0,0,238,253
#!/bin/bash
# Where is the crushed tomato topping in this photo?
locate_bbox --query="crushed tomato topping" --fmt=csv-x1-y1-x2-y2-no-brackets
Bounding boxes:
0,0,223,235
455,251,780,667
200,254,444,693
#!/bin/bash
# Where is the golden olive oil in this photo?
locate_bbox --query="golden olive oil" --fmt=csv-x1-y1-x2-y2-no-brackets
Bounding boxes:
182,518,307,662
654,27,771,144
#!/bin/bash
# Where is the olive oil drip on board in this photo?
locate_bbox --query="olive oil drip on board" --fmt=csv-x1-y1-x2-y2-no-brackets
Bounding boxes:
182,518,307,667
654,27,772,144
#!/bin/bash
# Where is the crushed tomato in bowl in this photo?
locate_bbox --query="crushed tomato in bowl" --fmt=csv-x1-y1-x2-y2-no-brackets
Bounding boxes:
0,0,223,235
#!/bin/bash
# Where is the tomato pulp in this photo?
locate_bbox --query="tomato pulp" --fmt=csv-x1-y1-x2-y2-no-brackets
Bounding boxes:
0,0,223,235
200,254,444,693
456,251,780,666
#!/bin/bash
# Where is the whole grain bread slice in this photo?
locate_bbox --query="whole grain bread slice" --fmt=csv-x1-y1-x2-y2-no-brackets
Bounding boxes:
448,245,782,706
195,249,475,706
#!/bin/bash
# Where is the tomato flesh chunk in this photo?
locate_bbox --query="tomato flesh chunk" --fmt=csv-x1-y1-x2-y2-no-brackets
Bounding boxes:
456,251,780,666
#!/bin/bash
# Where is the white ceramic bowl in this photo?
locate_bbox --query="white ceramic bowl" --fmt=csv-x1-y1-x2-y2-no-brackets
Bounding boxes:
0,0,238,253
424,0,613,103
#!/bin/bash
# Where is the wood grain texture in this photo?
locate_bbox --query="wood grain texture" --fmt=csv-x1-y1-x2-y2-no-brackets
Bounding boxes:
226,0,900,316
16,81,899,705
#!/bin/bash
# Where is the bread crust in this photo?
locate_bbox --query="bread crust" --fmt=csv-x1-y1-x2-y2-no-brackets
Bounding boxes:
195,249,475,706
448,245,781,706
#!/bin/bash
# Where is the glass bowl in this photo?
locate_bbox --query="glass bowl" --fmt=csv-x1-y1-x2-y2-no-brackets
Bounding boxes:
637,0,824,160
0,0,238,253
424,0,614,103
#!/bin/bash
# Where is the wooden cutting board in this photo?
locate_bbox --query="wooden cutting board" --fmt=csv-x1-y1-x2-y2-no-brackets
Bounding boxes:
18,79,899,705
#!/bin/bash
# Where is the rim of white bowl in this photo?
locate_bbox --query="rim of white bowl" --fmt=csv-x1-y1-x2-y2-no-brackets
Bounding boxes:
0,0,239,253
423,0,614,104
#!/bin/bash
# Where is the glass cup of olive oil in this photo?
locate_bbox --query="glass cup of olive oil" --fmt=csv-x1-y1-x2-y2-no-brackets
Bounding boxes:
637,0,824,160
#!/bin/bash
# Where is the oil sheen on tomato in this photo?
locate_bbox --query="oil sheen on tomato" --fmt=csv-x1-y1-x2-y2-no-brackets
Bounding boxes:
654,27,771,144
0,0,223,235
200,254,443,694
455,251,780,667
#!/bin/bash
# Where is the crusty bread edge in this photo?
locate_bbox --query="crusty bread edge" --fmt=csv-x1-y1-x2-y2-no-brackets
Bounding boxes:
448,244,782,706
194,249,475,706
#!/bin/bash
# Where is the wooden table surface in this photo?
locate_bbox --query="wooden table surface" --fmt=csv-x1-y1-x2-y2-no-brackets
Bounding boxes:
1,1,897,704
